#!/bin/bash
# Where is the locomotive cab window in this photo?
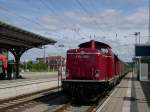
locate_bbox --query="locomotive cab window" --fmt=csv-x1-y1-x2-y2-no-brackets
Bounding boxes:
98,48,109,54
101,48,108,54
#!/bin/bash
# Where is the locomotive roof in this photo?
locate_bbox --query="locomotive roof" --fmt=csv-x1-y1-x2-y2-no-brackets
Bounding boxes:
79,40,111,48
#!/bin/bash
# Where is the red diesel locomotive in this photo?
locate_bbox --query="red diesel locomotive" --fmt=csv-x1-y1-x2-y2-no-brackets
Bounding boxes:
62,40,128,99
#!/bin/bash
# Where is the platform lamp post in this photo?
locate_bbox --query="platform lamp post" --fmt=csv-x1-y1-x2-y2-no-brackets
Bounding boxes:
125,32,140,45
43,45,46,64
57,44,65,91
41,45,49,72
145,0,150,43
133,32,140,44
132,32,140,69
134,32,140,78
25,60,28,72
124,34,139,77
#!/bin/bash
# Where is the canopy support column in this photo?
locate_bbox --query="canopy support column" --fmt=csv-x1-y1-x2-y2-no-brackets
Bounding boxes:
9,48,28,78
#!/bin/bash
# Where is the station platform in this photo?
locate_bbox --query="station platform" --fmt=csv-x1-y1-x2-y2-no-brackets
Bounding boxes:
97,72,150,112
0,78,61,100
0,72,65,100
20,71,58,79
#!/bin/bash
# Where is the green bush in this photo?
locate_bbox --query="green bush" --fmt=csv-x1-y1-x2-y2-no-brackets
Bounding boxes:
31,63,48,72
22,61,48,72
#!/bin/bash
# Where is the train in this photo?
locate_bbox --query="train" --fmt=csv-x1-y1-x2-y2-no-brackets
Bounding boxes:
62,40,128,99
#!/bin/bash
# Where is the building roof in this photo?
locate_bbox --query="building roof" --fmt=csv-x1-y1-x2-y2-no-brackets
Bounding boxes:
0,21,56,49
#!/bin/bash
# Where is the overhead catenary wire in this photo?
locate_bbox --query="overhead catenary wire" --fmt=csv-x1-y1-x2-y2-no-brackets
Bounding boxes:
39,0,86,37
39,0,88,41
0,3,64,38
87,0,110,28
75,0,105,33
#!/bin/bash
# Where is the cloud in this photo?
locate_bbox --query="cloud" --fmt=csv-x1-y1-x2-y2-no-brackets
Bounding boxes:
39,7,148,32
118,7,148,29
28,7,147,62
2,6,148,62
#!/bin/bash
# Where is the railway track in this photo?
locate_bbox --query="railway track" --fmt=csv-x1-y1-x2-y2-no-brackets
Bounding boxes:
51,87,115,112
51,93,108,112
51,102,95,112
0,84,116,112
0,87,61,112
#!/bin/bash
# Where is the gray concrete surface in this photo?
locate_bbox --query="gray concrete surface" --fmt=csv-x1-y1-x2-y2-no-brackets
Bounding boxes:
0,72,65,100
97,72,150,112
0,78,61,100
0,71,65,100
21,71,58,79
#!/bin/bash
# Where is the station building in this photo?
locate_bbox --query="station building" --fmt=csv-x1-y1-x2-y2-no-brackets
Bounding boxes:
36,56,66,71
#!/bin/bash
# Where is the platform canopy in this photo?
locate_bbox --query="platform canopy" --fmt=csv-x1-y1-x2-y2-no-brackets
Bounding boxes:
0,21,56,78
0,21,56,48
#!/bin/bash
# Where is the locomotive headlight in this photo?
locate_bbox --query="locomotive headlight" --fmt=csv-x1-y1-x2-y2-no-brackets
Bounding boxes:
95,71,100,78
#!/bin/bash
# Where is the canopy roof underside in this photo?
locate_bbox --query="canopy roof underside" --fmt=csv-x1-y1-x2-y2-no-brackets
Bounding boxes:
0,21,56,49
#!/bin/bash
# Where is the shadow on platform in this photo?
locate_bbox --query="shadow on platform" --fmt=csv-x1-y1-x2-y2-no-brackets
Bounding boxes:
140,81,150,107
130,74,150,112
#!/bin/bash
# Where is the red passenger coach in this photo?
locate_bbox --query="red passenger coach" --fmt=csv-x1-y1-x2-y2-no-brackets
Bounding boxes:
62,40,128,99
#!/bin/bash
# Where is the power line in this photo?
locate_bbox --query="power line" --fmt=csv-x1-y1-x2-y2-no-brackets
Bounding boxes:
38,0,93,41
75,0,105,32
39,0,87,39
87,0,109,28
0,6,42,27
39,0,71,29
0,3,64,38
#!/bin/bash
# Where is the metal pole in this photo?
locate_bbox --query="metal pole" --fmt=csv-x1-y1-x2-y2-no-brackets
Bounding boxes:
139,58,141,81
44,46,46,63
60,56,62,81
139,32,140,44
149,0,150,40
135,34,137,44
148,0,150,42
58,69,60,91
134,32,138,45
134,32,140,44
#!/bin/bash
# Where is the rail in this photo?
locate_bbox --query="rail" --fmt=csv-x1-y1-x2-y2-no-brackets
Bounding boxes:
0,87,60,112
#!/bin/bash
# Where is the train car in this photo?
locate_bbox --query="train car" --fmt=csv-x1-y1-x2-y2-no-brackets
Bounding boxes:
62,40,128,99
0,54,8,79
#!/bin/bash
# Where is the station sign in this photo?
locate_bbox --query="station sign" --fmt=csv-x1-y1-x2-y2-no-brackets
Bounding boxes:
135,45,150,56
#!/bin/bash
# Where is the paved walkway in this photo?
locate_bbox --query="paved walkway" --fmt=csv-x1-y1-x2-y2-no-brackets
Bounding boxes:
97,72,150,112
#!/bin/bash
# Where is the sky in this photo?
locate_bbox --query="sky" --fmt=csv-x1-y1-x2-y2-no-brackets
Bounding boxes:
0,0,149,62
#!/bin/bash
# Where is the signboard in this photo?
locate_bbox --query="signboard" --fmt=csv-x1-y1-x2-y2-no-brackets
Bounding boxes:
135,45,150,56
